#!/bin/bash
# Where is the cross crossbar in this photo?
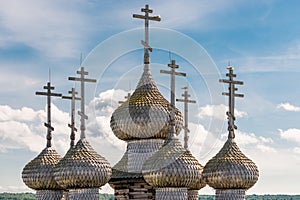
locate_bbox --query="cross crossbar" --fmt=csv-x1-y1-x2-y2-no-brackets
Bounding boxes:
219,66,244,139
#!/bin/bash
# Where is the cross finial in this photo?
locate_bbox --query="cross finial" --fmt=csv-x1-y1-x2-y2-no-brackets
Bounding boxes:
36,81,62,147
176,86,196,149
118,92,131,104
219,65,244,139
161,60,186,138
69,67,96,139
133,4,161,67
62,88,81,148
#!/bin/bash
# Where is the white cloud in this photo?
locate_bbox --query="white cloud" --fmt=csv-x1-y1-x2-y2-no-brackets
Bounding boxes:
0,104,70,154
197,104,247,120
279,128,300,144
0,89,129,157
293,147,300,155
217,130,276,154
277,102,300,112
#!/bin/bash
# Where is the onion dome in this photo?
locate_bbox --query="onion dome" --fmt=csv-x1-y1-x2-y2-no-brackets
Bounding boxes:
22,147,62,190
54,138,111,189
202,66,259,190
22,81,63,190
202,138,259,189
110,69,183,141
142,137,203,188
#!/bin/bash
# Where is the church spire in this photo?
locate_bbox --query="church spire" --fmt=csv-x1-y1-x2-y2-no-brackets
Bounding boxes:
176,86,196,149
133,4,160,68
62,88,81,148
161,60,186,138
69,67,96,139
36,81,62,148
219,66,244,139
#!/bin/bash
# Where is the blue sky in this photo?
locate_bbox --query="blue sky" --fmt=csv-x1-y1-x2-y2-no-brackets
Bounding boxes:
0,0,300,195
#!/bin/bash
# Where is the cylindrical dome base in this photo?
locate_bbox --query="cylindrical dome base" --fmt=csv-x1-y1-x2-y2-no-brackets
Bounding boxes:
156,188,188,200
36,190,64,200
188,189,199,200
67,188,99,200
128,139,164,173
216,189,246,200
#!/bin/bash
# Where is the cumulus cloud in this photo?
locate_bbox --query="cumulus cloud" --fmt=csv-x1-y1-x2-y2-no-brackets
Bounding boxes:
0,89,130,155
293,147,300,155
197,104,247,120
277,102,300,112
279,128,300,144
0,104,70,154
234,130,276,153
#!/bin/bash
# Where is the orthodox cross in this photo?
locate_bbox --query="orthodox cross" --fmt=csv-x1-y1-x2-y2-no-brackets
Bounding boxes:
219,66,244,139
176,86,196,149
62,88,81,148
160,60,186,137
133,4,161,65
118,92,131,104
36,82,62,148
69,67,96,139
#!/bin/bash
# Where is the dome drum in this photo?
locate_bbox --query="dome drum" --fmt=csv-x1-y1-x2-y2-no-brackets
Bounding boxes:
67,188,99,200
128,139,164,173
188,190,199,200
36,190,64,200
156,188,188,200
215,189,246,200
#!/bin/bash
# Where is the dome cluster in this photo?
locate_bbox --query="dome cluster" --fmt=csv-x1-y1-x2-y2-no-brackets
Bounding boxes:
22,5,259,200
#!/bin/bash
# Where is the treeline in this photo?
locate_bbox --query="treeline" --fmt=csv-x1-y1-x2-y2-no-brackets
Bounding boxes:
0,193,299,200
198,195,300,200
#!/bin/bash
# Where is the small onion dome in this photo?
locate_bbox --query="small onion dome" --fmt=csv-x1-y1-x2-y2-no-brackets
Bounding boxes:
202,138,259,189
54,138,112,189
109,150,142,188
185,149,206,190
22,147,62,190
142,137,203,188
110,69,183,141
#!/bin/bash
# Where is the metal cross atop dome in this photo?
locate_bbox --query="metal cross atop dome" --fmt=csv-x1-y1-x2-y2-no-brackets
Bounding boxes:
161,60,186,138
62,88,81,148
219,66,244,139
36,82,62,148
69,67,96,139
133,4,161,65
118,92,131,104
176,86,196,149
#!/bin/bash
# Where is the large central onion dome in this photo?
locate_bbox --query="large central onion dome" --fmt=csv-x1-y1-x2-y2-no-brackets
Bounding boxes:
202,138,259,189
54,138,112,189
111,69,183,140
142,137,204,188
22,147,62,190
